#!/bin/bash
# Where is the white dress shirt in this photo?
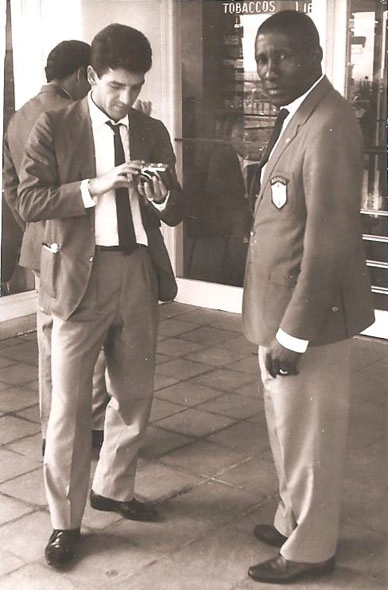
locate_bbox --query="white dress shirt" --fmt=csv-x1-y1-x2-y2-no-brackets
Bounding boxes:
81,93,148,246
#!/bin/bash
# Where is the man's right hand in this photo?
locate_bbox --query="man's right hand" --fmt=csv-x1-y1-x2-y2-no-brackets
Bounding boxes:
88,160,145,197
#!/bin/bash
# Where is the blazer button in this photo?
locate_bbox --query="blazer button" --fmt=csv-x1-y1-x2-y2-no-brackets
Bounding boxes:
89,256,94,262
250,230,255,237
332,306,339,312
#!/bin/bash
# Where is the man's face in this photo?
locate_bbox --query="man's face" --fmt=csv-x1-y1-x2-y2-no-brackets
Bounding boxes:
255,30,321,107
88,66,145,121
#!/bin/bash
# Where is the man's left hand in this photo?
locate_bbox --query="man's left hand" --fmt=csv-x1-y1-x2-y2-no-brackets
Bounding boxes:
265,339,302,378
138,176,168,204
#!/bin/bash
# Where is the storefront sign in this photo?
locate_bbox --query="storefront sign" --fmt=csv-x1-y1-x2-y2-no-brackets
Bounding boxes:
222,1,313,15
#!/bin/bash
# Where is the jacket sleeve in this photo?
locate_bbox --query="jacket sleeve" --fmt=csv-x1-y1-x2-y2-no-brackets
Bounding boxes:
2,130,25,230
17,112,87,222
146,119,185,227
279,112,365,341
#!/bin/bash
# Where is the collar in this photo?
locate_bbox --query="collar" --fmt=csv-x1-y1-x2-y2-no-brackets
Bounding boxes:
87,91,129,130
42,82,71,99
283,74,324,119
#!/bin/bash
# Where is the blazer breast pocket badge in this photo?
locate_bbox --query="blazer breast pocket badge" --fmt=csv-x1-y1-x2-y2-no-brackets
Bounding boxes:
270,176,288,209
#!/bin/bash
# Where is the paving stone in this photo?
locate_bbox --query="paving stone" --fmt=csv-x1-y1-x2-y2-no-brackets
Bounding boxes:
156,358,210,380
0,493,33,525
0,550,25,577
155,380,224,406
0,363,38,385
64,532,159,588
0,467,46,507
0,386,38,413
149,398,186,423
156,337,205,357
139,425,194,459
195,392,262,420
0,448,41,483
154,407,236,438
0,563,82,590
161,439,247,478
5,432,43,461
0,415,40,445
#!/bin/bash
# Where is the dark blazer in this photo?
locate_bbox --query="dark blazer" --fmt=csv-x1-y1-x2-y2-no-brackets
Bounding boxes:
243,76,375,346
3,84,72,272
204,146,250,235
17,97,184,318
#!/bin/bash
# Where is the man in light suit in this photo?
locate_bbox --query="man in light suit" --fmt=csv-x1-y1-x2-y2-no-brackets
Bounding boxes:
242,11,375,584
3,40,109,451
17,24,184,568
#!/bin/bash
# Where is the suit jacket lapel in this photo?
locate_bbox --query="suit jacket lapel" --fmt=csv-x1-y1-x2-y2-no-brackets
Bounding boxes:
255,76,333,213
128,108,149,161
75,98,96,180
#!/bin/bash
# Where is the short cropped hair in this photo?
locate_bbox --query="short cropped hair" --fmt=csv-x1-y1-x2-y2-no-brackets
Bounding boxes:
45,40,90,82
257,10,320,50
90,23,152,77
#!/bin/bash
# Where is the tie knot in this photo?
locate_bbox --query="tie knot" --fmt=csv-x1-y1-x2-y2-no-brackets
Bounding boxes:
106,120,121,135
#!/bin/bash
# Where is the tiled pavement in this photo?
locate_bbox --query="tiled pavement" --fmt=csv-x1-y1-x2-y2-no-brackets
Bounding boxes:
0,301,387,590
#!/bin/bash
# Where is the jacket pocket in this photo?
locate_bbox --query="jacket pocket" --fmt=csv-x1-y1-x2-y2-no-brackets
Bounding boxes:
40,243,59,299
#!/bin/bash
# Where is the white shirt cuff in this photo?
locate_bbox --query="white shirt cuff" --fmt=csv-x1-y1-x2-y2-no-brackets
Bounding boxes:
147,190,170,211
276,328,309,353
81,179,96,209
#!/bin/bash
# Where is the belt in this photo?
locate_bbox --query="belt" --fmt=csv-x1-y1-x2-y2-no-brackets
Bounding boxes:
95,244,147,252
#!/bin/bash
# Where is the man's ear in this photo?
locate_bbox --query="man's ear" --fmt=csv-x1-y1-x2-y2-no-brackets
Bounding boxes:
310,46,323,66
87,65,98,86
77,65,87,82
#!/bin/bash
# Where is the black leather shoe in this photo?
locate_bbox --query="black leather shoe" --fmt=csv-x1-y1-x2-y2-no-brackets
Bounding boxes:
90,490,159,522
248,553,335,584
45,528,80,568
253,524,288,548
92,430,104,450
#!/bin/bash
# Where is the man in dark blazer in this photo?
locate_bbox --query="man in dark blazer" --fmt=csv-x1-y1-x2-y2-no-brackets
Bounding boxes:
3,40,109,451
17,24,184,568
242,11,375,584
204,116,251,286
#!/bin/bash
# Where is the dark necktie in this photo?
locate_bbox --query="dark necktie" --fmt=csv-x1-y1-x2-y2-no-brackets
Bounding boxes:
259,108,289,169
106,121,137,254
249,108,289,211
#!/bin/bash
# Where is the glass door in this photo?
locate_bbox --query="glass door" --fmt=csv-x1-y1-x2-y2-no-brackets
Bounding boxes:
345,0,387,338
175,0,327,311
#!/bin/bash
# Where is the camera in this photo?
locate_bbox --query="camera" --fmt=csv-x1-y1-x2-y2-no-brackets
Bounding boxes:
137,163,172,189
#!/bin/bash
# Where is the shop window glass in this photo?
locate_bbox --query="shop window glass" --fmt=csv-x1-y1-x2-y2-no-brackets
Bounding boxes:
179,0,321,287
347,0,387,311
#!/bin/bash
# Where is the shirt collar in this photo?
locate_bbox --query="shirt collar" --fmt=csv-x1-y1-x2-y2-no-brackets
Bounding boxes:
283,74,324,118
87,91,129,130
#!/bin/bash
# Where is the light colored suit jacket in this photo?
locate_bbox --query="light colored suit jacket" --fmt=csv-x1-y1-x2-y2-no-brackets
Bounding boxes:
243,76,374,346
3,84,72,271
17,98,184,319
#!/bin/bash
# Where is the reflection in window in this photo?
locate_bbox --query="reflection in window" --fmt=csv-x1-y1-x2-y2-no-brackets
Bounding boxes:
347,0,387,311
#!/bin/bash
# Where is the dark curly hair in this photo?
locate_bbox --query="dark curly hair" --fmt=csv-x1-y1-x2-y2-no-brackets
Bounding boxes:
45,40,90,82
90,23,152,77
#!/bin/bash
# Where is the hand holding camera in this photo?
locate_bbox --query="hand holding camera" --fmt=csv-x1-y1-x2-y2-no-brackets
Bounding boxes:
136,163,172,204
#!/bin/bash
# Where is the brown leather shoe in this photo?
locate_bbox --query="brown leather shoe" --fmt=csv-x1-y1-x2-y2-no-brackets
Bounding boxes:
253,524,288,547
248,553,335,584
45,528,80,568
90,490,159,522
